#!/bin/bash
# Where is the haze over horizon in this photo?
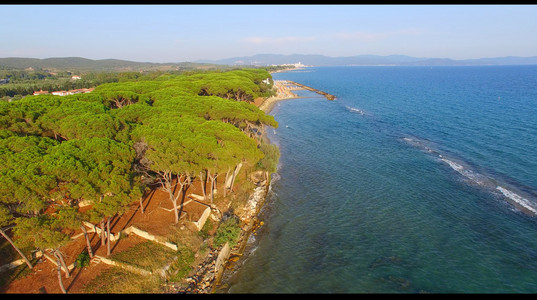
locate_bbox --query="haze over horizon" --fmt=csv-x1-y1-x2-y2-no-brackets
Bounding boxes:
2,4,536,63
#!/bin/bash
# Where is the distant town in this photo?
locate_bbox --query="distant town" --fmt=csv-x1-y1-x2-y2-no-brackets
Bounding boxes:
271,62,309,68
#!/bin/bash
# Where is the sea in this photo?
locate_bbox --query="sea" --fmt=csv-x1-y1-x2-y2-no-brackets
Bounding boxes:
222,65,537,293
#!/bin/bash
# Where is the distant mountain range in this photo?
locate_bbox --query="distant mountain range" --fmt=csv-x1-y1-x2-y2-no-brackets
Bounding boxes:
196,54,537,67
2,55,537,73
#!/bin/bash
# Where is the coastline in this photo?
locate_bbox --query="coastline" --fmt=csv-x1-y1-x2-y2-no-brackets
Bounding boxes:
214,74,332,293
211,77,301,293
141,79,296,294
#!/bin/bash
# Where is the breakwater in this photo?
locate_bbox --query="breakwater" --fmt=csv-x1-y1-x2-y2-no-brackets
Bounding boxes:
287,80,336,100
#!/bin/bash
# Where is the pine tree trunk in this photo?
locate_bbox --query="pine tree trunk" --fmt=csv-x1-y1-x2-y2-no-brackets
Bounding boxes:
106,216,111,256
199,171,206,200
224,167,231,197
231,165,237,192
172,195,179,224
79,225,93,258
139,196,145,214
209,172,220,205
230,163,241,193
0,228,33,269
53,250,67,294
209,174,215,205
57,250,70,279
100,219,105,246
159,171,181,224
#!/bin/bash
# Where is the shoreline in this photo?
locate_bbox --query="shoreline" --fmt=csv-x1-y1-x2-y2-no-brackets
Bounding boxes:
170,75,319,294
212,79,298,293
258,80,302,113
213,76,334,293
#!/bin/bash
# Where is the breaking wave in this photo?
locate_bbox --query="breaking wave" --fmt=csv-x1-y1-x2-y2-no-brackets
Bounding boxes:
345,105,366,115
402,136,537,217
496,186,537,215
439,157,491,187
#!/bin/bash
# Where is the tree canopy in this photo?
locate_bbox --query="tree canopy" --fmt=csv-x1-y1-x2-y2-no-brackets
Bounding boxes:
0,67,278,266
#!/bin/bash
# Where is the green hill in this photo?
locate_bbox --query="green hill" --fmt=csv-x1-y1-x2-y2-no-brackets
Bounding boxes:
0,57,227,72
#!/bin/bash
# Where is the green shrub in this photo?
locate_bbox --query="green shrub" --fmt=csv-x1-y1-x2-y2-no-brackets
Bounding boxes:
213,217,241,248
76,250,91,268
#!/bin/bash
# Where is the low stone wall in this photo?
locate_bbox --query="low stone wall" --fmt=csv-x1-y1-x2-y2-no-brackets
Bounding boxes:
93,255,152,276
123,226,178,251
214,242,230,283
193,207,211,231
81,221,121,242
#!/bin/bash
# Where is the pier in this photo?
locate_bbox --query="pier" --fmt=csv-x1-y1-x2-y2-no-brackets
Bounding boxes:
261,80,337,113
287,80,336,100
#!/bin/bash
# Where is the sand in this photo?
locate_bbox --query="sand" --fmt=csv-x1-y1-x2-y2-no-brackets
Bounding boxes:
258,80,301,113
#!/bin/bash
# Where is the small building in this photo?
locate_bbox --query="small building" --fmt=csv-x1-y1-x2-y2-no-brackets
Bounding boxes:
52,90,70,96
33,90,49,95
51,88,94,96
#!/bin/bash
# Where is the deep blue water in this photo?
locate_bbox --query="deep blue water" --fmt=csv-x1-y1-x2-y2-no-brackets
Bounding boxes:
226,65,537,293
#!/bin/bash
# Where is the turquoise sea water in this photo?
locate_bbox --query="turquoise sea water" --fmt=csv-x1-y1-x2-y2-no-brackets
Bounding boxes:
225,65,537,293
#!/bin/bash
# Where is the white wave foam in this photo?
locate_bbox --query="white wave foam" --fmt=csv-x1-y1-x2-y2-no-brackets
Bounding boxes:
346,106,365,115
404,136,537,217
441,158,464,173
270,172,281,183
496,186,537,215
440,158,489,186
440,158,537,216
402,136,435,154
247,233,257,244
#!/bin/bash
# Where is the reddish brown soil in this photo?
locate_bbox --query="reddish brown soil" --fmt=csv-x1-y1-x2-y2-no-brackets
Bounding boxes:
1,179,220,294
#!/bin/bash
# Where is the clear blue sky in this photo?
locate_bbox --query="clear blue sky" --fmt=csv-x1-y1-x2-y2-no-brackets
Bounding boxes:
1,4,536,63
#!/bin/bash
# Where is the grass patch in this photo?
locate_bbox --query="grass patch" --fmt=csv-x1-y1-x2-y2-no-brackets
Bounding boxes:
82,240,197,293
165,246,195,282
110,240,176,272
82,266,163,294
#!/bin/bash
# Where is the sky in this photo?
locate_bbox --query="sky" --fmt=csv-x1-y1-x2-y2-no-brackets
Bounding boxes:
1,4,537,63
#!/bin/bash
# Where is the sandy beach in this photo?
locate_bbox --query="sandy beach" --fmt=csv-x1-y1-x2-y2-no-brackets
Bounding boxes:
258,80,301,113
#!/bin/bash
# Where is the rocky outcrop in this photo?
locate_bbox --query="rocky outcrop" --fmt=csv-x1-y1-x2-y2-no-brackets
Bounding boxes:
176,176,270,294
177,248,221,293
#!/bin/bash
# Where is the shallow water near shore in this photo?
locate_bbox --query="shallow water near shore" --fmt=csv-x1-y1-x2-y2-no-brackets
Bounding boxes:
225,65,537,293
